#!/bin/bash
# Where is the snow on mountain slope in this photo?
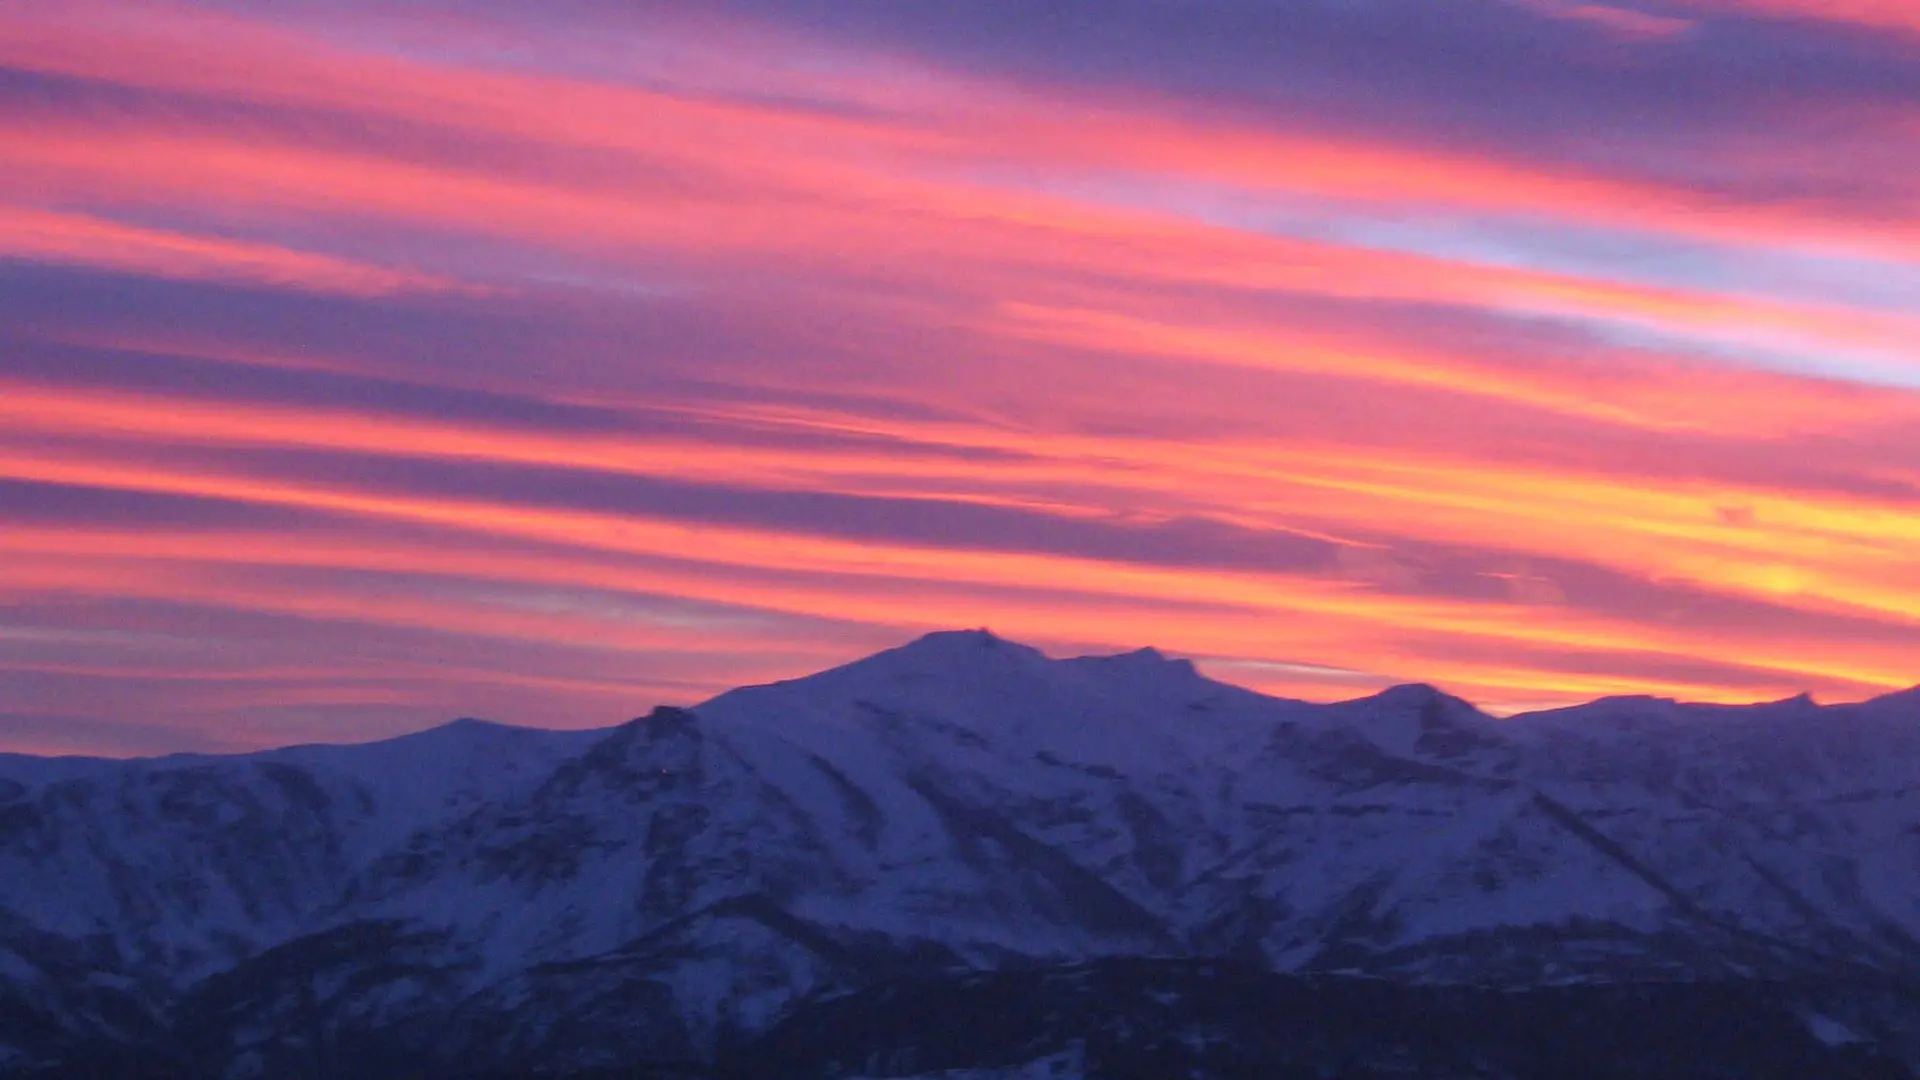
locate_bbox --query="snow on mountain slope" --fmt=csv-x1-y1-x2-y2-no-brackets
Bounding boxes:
0,629,1915,1077
0,716,603,985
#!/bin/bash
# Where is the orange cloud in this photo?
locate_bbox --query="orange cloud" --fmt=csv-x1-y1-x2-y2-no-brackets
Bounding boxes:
6,2,1920,284
3,1,1918,749
1672,0,1920,34
1,417,1914,707
0,205,462,294
985,303,1920,437
7,112,1913,390
1518,2,1697,40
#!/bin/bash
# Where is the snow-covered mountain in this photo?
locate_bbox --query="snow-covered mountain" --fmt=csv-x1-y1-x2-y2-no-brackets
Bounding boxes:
1,630,1917,1078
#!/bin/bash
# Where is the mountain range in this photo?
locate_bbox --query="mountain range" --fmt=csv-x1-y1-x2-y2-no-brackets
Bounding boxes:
2,629,1917,1078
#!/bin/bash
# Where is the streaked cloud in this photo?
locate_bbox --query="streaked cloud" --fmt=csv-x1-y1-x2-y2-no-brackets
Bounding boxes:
2,0,1918,752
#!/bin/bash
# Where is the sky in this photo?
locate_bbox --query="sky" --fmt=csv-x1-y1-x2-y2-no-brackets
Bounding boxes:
4,0,1920,755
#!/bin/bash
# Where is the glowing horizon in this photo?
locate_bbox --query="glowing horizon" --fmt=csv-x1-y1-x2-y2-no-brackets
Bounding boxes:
5,0,1920,755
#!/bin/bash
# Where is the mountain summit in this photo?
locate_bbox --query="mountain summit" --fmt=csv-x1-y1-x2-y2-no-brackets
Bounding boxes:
0,634,1916,1078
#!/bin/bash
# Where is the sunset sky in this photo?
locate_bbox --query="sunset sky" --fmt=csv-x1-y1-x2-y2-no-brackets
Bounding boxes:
5,0,1920,755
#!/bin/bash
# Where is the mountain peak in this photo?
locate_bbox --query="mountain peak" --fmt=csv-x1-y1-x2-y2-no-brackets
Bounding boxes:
1363,682,1473,710
855,627,1049,674
1113,645,1174,666
441,716,515,733
903,626,1014,651
353,715,534,749
1064,645,1200,681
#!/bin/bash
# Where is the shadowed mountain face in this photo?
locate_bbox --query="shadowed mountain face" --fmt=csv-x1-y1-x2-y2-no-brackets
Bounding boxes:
1,630,1917,1078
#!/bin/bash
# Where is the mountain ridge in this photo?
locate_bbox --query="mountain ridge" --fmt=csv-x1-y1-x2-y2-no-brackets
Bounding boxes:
1,629,1917,1078
8,629,1915,765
